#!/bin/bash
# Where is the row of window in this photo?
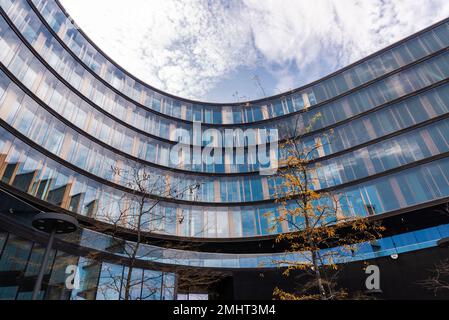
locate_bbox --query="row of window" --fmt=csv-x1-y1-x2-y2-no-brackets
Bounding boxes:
308,81,449,157
2,123,449,237
4,66,449,204
1,0,297,140
0,127,276,237
315,117,449,189
4,39,449,182
0,15,281,175
1,218,447,300
300,49,449,133
26,0,449,124
0,229,175,300
74,224,449,268
3,11,449,177
13,0,449,146
2,216,448,278
0,74,270,203
2,0,449,145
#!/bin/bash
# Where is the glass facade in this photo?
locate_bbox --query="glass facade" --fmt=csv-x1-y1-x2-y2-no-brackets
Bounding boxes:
0,215,447,299
1,0,449,300
22,0,449,124
0,227,176,300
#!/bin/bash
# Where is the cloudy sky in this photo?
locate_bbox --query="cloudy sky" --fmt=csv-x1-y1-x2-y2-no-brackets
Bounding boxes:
60,0,449,102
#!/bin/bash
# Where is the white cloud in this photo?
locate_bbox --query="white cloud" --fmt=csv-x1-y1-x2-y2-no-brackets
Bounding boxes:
244,0,449,91
60,0,258,99
60,0,449,101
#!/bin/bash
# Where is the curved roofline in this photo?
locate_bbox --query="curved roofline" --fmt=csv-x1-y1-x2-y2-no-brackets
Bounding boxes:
55,0,449,106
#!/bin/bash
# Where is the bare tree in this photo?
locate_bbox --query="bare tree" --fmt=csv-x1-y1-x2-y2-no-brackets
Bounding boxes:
252,75,267,97
418,203,449,296
419,259,449,296
90,163,203,300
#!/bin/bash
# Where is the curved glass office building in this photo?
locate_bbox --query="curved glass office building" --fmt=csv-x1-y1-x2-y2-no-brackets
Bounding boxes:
1,0,449,300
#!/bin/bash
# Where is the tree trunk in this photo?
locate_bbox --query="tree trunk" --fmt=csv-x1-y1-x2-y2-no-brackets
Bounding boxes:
311,250,327,300
124,261,133,300
124,242,139,300
124,200,144,300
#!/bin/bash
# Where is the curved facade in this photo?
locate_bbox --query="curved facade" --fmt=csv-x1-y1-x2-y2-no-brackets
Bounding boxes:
1,0,449,300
